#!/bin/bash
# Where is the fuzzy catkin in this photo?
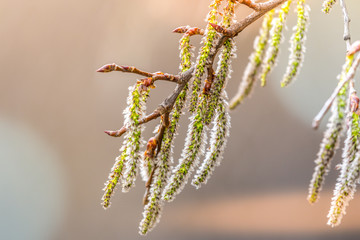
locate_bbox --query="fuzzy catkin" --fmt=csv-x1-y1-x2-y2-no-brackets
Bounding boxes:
308,56,353,204
229,9,275,109
192,98,230,187
189,0,222,112
162,98,208,201
205,0,235,124
322,0,337,13
281,0,309,87
122,84,149,191
260,0,292,86
328,112,360,226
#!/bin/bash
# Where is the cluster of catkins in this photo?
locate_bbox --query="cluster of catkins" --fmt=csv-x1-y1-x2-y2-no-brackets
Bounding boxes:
99,0,310,235
307,0,360,228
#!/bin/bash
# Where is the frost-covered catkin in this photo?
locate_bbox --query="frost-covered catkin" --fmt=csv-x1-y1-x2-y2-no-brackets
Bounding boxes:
328,110,360,227
189,0,222,112
260,0,292,86
205,1,235,125
322,0,337,13
281,0,309,87
229,10,275,109
308,57,353,204
122,84,149,191
192,98,230,187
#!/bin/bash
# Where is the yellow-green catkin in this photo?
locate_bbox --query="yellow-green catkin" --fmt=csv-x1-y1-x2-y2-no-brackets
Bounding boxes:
122,84,149,191
102,146,127,208
260,0,292,86
189,0,222,112
322,0,337,13
162,94,208,201
205,0,235,125
281,0,309,87
229,9,275,109
139,30,194,235
308,56,353,204
192,98,230,187
328,111,360,227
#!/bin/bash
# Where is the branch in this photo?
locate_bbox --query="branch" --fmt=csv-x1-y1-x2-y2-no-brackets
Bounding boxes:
215,0,289,37
340,0,351,51
104,67,194,137
102,0,288,137
97,63,180,84
312,53,360,129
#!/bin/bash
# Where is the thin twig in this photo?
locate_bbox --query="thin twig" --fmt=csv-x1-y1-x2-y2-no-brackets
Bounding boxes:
312,54,360,129
104,68,194,137
340,0,351,51
97,63,180,84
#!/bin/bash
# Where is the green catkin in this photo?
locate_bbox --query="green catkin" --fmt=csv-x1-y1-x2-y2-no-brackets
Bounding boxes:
229,10,275,109
322,0,337,13
139,29,193,235
281,0,309,87
260,0,292,87
192,98,230,187
102,146,127,208
328,111,360,227
308,56,353,204
162,0,234,202
205,1,235,125
162,95,208,201
189,0,222,112
122,84,149,191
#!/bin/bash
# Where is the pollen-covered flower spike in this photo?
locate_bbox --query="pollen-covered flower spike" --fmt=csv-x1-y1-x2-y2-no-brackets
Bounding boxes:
322,0,337,14
260,0,292,87
308,56,353,204
229,9,275,109
192,98,230,187
205,0,235,125
102,146,128,209
328,89,360,227
189,0,223,112
162,96,208,201
121,83,150,191
281,0,309,87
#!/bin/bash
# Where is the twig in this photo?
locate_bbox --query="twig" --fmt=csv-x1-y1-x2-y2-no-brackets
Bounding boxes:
97,63,180,84
312,53,360,129
340,0,351,51
104,68,194,137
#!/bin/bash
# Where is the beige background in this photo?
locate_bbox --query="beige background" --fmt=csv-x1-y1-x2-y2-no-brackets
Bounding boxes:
1,0,360,239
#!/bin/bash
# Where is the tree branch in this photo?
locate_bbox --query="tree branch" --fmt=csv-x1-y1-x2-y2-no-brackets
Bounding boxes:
340,0,351,51
312,53,360,129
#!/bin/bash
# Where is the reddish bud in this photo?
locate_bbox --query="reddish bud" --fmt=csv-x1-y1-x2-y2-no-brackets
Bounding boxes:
186,27,205,36
173,26,189,34
144,137,157,159
209,23,226,34
97,63,117,72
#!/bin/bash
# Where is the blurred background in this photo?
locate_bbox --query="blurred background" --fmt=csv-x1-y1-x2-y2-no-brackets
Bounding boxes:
1,0,360,239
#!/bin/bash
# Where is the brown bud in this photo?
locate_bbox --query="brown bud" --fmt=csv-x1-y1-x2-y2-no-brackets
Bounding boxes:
97,63,117,72
186,27,205,36
173,26,190,34
209,23,227,35
144,137,157,159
